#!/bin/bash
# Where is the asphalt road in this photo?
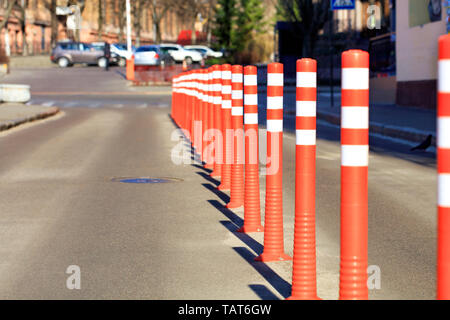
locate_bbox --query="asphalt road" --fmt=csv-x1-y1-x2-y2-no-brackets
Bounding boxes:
0,66,438,299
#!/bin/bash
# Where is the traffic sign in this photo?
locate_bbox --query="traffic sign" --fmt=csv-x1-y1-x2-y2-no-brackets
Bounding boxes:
331,0,355,10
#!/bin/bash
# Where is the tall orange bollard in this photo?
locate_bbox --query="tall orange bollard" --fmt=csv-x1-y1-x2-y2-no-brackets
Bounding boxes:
339,49,369,300
210,65,223,177
218,64,233,191
239,65,263,233
437,35,450,300
126,55,135,81
256,62,291,262
226,65,245,209
201,69,208,163
205,67,215,169
193,70,202,154
288,58,319,300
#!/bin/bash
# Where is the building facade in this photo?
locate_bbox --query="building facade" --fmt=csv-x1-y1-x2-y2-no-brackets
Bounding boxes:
0,0,191,56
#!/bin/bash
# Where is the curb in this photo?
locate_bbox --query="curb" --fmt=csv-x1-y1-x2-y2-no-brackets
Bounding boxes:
315,110,435,146
0,106,60,132
285,109,436,146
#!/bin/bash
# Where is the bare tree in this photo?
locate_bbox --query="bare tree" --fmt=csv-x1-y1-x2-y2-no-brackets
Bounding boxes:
10,0,29,56
277,0,329,57
175,0,213,44
132,0,147,46
0,0,16,31
116,0,126,43
148,0,173,44
67,0,86,41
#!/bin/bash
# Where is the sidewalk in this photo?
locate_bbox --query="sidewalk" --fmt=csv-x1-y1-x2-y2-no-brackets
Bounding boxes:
314,87,436,146
0,103,60,131
259,85,437,148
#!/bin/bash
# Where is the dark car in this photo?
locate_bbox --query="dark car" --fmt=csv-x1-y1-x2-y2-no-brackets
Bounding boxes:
50,41,111,68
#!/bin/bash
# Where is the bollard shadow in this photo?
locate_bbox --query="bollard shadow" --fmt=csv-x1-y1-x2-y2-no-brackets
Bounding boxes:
192,163,211,173
233,246,291,299
219,220,263,255
114,69,127,79
248,284,281,300
202,183,230,204
196,171,220,187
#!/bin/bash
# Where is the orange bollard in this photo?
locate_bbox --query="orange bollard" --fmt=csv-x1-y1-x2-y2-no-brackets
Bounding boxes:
288,58,319,300
201,69,208,163
210,65,223,177
218,64,233,191
226,65,245,209
339,49,369,300
437,35,450,300
171,74,177,122
256,62,291,262
205,67,215,169
126,55,135,81
193,69,203,157
238,65,263,233
191,71,199,153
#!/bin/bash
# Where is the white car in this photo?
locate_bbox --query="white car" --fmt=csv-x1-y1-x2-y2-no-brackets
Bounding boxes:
184,45,223,58
159,43,202,64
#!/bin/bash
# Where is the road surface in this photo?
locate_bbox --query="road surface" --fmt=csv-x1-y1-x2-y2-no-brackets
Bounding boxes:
0,67,437,299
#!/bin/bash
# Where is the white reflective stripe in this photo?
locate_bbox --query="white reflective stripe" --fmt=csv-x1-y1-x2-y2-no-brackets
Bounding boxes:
267,96,283,109
222,85,232,94
232,73,243,83
232,90,243,100
438,117,450,148
267,119,283,132
244,113,258,124
209,95,214,103
232,106,243,116
213,96,222,105
342,68,369,90
212,71,221,79
439,174,450,207
439,60,450,93
267,73,283,86
296,101,316,117
296,72,316,88
341,145,369,166
213,84,221,92
244,94,258,106
222,100,232,109
222,71,231,80
244,74,257,86
296,129,316,145
341,107,369,129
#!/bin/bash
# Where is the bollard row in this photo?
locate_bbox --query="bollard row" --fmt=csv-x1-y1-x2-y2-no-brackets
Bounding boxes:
171,38,449,300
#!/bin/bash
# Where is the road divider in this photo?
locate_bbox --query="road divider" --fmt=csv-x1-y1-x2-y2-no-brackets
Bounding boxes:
170,42,448,300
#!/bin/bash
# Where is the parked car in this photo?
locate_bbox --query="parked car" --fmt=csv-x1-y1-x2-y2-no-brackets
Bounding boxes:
183,45,223,58
90,42,121,66
134,45,174,66
159,43,202,64
111,43,135,64
51,41,111,68
91,42,136,67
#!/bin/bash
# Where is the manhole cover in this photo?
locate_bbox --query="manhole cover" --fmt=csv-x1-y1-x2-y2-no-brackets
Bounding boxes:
111,177,182,184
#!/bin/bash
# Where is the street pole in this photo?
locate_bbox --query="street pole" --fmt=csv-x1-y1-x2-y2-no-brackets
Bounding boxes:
126,0,132,55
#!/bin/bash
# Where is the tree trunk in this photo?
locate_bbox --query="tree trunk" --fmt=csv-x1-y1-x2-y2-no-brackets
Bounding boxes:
98,0,103,40
50,0,58,48
191,17,196,45
0,0,16,31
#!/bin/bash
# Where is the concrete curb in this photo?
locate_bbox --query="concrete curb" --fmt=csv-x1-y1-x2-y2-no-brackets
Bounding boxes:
0,106,60,132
